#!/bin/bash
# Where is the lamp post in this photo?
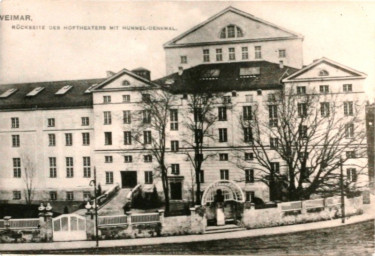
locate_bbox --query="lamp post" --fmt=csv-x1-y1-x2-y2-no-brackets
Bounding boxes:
89,167,99,247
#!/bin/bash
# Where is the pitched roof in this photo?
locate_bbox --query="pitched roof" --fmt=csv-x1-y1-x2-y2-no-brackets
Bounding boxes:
164,6,303,48
283,57,367,82
153,61,299,93
0,78,104,111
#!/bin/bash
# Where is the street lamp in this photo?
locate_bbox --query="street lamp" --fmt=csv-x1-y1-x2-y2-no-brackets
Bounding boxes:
85,201,97,220
89,167,99,247
38,203,53,220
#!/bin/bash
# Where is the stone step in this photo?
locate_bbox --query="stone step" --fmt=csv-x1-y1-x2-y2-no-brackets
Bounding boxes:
205,226,246,234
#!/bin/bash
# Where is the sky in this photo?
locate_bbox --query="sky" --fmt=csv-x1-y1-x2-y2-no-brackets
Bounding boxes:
0,0,374,100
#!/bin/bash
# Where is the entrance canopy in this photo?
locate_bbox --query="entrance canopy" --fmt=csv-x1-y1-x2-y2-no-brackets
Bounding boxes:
201,180,245,205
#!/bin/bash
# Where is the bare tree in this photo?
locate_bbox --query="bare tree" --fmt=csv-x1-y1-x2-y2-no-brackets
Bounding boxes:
239,87,367,201
20,152,37,205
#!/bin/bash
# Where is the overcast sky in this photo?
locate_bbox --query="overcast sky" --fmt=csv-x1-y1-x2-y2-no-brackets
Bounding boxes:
0,0,374,100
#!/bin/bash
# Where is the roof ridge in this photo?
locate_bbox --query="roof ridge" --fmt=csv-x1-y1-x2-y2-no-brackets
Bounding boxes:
0,78,104,87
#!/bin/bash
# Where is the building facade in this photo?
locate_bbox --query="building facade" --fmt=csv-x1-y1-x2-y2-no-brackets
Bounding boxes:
0,7,368,206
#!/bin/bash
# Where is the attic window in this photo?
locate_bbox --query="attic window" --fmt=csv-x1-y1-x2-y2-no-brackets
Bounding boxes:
85,84,97,94
201,69,220,80
220,25,243,39
26,87,45,97
319,70,329,76
55,85,72,95
0,88,18,98
122,80,130,86
240,67,260,77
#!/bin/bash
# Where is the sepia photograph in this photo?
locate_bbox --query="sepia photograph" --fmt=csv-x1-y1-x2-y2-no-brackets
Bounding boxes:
0,0,374,255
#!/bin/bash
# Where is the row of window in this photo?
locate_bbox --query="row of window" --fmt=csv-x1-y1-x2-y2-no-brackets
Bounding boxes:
10,117,90,129
11,133,91,147
12,190,91,201
296,101,354,118
296,84,353,95
102,94,150,104
12,157,91,178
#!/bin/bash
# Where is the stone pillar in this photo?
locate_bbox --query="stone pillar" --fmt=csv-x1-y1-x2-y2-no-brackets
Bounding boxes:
45,212,53,242
190,205,204,234
85,213,95,240
126,211,133,234
3,216,11,229
158,210,165,227
301,201,307,215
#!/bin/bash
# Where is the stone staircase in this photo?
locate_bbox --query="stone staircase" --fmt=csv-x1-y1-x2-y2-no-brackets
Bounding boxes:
205,224,246,234
98,188,131,216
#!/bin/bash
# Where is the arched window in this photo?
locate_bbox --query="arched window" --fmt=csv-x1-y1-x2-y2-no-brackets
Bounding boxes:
122,80,130,86
220,25,243,39
319,70,329,76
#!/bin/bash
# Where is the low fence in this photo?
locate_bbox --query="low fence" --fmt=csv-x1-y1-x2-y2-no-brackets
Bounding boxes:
98,215,127,227
0,218,39,230
131,213,160,224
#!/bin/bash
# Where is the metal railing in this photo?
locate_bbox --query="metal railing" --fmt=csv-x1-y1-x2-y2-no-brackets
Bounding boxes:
0,220,4,229
8,218,39,229
279,201,302,212
98,215,127,227
305,198,325,209
131,213,160,224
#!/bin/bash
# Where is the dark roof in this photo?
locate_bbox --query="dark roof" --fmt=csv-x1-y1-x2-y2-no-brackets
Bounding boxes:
0,78,105,111
153,61,299,94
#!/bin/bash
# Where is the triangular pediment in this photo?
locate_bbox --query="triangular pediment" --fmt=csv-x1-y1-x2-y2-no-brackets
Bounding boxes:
283,57,366,82
164,6,302,48
94,69,155,91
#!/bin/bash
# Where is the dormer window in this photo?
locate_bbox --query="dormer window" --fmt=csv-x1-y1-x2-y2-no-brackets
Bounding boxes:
319,70,329,76
122,80,130,86
220,25,243,39
201,69,220,80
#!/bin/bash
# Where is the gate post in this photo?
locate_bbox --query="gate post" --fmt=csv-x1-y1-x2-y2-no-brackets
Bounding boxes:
85,214,95,240
45,212,53,242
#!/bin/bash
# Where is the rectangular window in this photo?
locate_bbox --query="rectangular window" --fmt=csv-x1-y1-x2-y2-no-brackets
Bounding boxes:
47,118,55,127
298,103,307,117
199,170,204,183
203,49,210,62
171,164,180,175
50,191,57,201
219,128,228,142
105,156,113,163
81,117,89,126
344,101,354,116
242,47,248,60
144,131,152,144
123,95,131,102
171,140,179,152
124,155,133,163
143,110,151,124
345,123,354,138
83,157,91,178
223,96,231,104
245,94,253,103
170,109,179,130
124,131,132,145
270,162,280,174
269,105,278,127
13,158,21,178
346,151,356,159
279,49,286,58
270,137,278,149
245,152,254,161
145,171,153,184
245,169,254,183
104,111,111,125
65,133,72,146
144,155,153,162
180,56,187,64
104,132,112,145
66,157,74,178
142,94,151,102
48,134,56,146
246,191,255,202
255,46,262,59
219,153,228,161
297,86,306,95
12,135,20,147
343,84,353,92
227,25,235,37
347,168,357,182
103,95,111,103
106,172,114,184
13,191,21,200
320,85,329,94
216,49,222,61
66,192,74,201
218,107,227,121
220,169,229,180
244,127,253,142
123,111,131,124
299,125,308,139
11,117,19,128
320,102,330,117
243,106,252,120
82,133,90,145
49,157,57,178
228,47,236,60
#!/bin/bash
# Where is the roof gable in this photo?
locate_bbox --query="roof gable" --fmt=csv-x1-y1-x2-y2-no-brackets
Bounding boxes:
283,57,367,82
164,6,302,48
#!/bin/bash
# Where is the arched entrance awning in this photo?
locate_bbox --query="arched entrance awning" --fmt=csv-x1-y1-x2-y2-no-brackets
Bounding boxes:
201,180,245,205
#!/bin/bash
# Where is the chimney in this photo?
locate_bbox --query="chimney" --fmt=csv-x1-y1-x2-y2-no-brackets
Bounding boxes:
106,71,115,77
279,60,284,69
132,67,151,80
178,66,184,76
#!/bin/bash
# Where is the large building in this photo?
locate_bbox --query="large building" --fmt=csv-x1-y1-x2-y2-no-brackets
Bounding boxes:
0,7,368,207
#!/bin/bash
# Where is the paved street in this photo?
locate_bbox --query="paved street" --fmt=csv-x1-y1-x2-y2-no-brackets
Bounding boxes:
4,220,373,255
